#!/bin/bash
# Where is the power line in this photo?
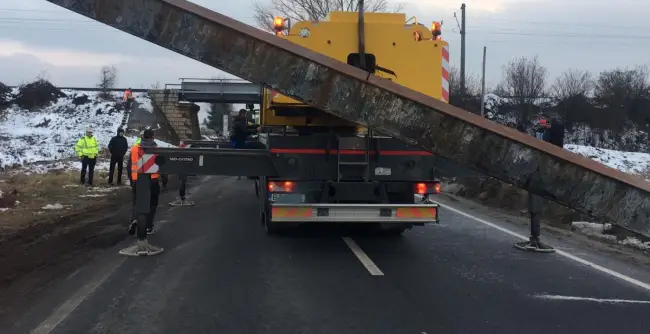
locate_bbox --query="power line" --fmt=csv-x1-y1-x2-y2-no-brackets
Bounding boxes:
0,10,649,45
0,15,648,39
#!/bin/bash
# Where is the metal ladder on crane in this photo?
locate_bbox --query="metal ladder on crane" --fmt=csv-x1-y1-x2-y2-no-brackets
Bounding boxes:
337,129,372,181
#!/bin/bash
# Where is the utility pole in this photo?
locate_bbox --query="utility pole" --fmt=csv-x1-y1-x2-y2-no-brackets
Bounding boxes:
460,3,466,97
480,46,486,117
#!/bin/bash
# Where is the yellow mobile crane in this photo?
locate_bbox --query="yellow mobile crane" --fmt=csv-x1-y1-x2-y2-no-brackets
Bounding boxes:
253,11,449,234
262,11,449,130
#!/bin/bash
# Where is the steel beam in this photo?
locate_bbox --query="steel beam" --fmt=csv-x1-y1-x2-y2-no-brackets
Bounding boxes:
46,0,650,235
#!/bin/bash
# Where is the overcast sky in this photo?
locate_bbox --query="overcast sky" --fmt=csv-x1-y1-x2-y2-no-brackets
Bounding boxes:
0,0,648,90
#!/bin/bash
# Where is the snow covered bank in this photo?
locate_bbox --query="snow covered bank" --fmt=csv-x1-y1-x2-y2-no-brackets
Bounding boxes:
0,85,173,173
564,144,650,175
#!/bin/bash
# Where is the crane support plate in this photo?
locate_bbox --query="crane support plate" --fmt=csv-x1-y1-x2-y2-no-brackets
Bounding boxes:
46,0,650,236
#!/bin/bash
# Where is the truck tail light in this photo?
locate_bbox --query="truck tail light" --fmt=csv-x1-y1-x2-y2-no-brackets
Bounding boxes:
268,181,294,192
415,182,441,195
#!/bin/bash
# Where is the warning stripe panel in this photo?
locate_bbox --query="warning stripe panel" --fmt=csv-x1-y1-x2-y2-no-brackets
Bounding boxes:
271,207,312,218
137,153,159,174
396,207,437,219
441,44,450,103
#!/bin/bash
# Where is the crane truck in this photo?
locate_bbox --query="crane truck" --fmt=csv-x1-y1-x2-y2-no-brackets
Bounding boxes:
142,10,449,236
253,11,448,234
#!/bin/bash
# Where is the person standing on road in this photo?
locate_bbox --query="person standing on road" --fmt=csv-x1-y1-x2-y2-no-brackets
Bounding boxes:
74,127,99,186
128,129,161,236
107,128,128,185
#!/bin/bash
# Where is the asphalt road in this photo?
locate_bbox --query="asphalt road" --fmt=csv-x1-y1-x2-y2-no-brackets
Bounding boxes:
7,176,650,334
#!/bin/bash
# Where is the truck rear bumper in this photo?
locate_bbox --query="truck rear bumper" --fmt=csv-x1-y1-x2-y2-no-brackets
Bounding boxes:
269,203,439,223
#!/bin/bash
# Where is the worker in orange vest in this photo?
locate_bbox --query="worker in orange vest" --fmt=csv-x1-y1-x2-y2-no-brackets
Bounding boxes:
128,129,161,237
123,88,134,110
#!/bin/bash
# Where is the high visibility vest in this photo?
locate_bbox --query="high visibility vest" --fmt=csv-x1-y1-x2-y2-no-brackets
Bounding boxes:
74,136,99,158
124,89,133,102
130,143,159,181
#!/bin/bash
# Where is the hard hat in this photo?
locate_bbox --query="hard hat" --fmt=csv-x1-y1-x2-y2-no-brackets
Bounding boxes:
86,126,93,132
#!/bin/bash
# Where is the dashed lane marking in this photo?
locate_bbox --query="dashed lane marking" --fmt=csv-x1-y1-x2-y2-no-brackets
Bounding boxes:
437,202,650,292
342,237,384,276
532,294,650,305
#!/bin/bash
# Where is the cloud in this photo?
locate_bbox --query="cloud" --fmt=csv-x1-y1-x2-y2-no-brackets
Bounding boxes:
407,0,537,13
0,40,134,67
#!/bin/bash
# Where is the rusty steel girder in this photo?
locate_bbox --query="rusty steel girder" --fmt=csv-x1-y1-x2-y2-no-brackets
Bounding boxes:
46,0,650,235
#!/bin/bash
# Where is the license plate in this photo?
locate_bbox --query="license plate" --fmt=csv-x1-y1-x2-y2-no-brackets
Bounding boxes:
375,167,392,176
269,193,306,203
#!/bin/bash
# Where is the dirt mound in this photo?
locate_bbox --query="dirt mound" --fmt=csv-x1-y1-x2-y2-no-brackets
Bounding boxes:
13,79,66,110
72,94,90,106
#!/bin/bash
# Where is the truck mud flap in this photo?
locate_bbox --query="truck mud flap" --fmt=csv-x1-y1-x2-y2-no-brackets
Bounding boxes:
270,203,439,223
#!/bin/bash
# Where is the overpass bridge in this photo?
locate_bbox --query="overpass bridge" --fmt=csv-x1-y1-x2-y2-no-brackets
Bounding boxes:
178,78,262,104
46,0,650,236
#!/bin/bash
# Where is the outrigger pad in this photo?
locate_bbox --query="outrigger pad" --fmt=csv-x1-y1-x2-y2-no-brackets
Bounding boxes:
514,240,556,253
119,240,164,257
169,199,196,207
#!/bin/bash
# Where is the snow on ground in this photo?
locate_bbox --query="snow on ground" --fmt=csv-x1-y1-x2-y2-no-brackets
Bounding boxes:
571,221,650,251
0,90,135,168
5,135,174,175
564,144,650,175
0,89,173,174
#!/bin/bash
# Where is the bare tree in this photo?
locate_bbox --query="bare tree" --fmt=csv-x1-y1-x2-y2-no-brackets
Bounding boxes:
493,56,547,124
551,69,594,100
594,65,649,108
496,56,547,102
448,65,480,98
252,0,403,31
97,65,118,100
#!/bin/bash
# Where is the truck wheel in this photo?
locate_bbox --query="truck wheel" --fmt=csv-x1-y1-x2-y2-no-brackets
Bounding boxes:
261,210,283,235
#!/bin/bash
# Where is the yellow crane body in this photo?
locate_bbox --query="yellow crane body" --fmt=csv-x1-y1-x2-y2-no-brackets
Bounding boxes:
261,11,449,127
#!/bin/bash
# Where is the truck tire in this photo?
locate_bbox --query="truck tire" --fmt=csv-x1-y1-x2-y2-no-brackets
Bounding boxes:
385,191,413,236
259,176,282,235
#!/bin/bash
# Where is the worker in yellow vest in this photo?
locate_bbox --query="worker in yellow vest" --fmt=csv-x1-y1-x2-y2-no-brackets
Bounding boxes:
128,129,161,236
74,127,99,186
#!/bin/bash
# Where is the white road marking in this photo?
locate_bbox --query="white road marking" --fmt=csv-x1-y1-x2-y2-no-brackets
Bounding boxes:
342,237,384,276
30,175,217,333
532,294,650,305
437,202,650,292
31,257,125,334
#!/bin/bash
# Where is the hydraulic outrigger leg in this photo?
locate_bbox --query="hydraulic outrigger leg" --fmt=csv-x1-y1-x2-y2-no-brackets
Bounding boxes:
119,174,164,256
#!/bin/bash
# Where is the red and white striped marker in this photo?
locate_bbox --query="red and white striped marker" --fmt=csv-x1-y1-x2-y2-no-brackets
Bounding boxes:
137,152,159,174
441,44,450,103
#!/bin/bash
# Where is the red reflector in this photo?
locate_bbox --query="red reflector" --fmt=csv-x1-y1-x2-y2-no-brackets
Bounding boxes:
283,181,294,192
415,182,441,195
416,183,427,195
268,181,295,192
